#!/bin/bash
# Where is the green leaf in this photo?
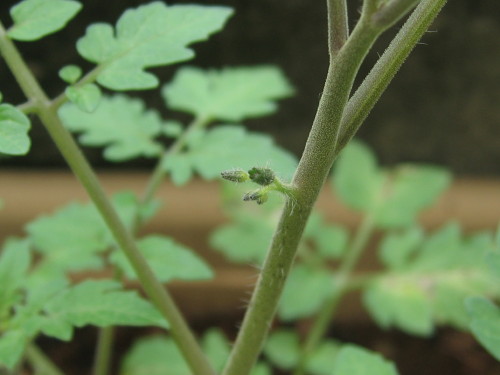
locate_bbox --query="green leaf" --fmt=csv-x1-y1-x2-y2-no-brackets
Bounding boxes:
188,125,297,181
305,213,348,259
0,330,29,370
8,0,82,41
251,363,272,375
41,280,166,340
58,64,82,84
263,329,300,370
210,214,275,264
0,103,31,155
162,120,184,138
0,238,31,317
305,340,341,375
121,335,190,375
77,3,233,90
163,66,294,121
202,329,230,372
65,83,102,113
363,277,434,336
333,141,383,211
26,202,108,272
278,264,333,321
379,226,424,269
59,95,164,161
161,153,194,186
375,165,451,228
333,345,399,375
466,297,500,361
110,235,213,283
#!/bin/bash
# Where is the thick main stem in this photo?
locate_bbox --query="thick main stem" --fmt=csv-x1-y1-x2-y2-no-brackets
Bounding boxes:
0,23,215,375
222,16,383,375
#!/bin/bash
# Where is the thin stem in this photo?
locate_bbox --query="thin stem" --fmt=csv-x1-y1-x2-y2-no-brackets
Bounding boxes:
293,213,376,375
327,0,349,57
25,345,65,375
92,327,115,375
140,116,209,209
222,11,384,375
92,116,211,375
372,0,421,28
0,22,215,375
338,0,448,149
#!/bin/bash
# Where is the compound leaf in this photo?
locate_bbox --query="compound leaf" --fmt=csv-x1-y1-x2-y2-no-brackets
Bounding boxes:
379,226,424,270
466,297,500,361
59,95,164,161
42,280,166,341
0,103,31,155
263,330,300,370
77,2,233,90
278,264,333,321
333,345,399,375
162,66,294,121
8,0,82,41
305,340,341,375
121,335,190,375
110,235,213,283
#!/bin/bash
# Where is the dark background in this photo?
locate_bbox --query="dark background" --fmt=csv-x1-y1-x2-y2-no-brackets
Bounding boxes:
1,0,499,175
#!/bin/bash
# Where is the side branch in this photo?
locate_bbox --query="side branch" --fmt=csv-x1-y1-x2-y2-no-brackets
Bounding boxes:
327,0,349,57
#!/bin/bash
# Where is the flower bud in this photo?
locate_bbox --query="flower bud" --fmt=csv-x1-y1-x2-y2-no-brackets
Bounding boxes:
248,167,275,186
243,190,268,205
221,169,250,183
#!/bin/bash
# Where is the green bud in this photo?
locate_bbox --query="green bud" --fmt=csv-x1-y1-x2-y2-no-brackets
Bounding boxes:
243,190,268,205
248,167,275,186
221,169,250,183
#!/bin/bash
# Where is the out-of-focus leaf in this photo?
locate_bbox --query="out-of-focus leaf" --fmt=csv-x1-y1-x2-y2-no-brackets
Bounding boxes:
59,64,82,84
305,213,348,259
333,345,399,375
332,141,383,211
110,235,213,283
77,3,233,90
278,264,333,321
305,340,341,375
0,103,31,155
59,95,163,161
263,329,300,370
41,280,167,341
375,165,451,228
163,125,297,185
65,83,101,113
210,214,275,264
163,66,294,121
202,329,230,372
0,238,31,317
8,0,82,41
120,335,190,375
379,226,424,269
466,297,500,361
0,330,29,370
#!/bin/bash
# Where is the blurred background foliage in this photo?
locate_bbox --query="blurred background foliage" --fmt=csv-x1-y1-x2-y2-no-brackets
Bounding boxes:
0,0,498,175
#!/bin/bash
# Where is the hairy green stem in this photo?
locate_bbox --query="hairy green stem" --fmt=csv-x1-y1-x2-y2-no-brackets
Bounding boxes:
222,11,384,375
222,1,447,374
338,0,448,149
372,0,421,28
25,345,65,375
327,0,349,56
294,213,376,375
0,22,215,375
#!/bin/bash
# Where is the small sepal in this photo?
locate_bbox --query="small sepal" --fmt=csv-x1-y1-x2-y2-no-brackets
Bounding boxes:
221,169,250,183
248,167,275,186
